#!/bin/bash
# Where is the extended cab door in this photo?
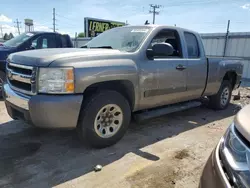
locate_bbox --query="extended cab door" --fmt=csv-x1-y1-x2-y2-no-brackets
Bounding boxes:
139,29,188,109
183,32,207,100
56,34,73,48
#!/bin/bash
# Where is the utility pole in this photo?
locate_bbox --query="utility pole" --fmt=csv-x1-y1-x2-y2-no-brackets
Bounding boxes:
74,32,77,48
149,4,162,24
14,19,21,35
223,20,230,57
53,8,56,32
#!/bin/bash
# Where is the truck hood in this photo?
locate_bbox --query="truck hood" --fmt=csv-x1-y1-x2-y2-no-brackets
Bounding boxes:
8,48,128,67
235,104,250,142
0,45,16,61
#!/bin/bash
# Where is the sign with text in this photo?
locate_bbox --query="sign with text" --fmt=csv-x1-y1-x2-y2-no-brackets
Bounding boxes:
84,17,125,37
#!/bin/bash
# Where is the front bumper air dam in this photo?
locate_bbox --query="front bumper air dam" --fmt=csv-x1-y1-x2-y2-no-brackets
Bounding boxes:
3,84,83,129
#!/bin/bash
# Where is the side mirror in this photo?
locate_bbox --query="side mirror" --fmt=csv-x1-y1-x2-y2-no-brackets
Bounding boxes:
152,43,174,57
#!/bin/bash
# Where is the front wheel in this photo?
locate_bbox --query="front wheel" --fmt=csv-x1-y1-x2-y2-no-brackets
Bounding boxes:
77,90,131,148
208,80,232,110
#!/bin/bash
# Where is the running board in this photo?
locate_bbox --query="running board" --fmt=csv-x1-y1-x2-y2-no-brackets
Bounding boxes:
133,101,202,123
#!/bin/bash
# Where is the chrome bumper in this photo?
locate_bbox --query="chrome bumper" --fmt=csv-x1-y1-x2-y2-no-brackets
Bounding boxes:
3,84,30,110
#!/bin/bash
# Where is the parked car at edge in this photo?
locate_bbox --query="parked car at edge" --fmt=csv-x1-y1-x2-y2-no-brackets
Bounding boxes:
3,25,243,148
0,31,73,97
200,104,250,188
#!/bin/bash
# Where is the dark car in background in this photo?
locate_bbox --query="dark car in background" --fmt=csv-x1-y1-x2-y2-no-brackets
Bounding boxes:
0,31,73,97
200,104,250,188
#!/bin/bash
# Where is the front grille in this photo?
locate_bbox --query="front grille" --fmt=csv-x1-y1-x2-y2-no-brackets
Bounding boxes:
6,62,37,95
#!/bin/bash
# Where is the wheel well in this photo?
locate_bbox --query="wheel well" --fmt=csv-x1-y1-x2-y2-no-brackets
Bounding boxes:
223,71,237,88
84,80,135,109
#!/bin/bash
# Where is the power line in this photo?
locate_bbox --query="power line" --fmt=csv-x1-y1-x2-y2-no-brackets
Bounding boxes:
149,4,162,24
55,13,77,22
56,19,78,27
154,0,239,10
14,19,21,35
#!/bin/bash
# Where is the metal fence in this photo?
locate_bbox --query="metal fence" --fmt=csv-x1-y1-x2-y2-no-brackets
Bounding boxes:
72,37,91,48
201,32,250,82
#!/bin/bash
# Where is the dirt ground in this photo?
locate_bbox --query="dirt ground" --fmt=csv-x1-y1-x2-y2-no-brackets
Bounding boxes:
0,87,249,188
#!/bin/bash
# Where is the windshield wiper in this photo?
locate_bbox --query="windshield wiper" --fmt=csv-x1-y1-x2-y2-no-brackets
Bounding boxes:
80,45,113,49
90,46,113,49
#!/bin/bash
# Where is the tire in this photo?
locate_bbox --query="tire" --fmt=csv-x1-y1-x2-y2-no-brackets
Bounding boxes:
77,90,131,148
208,80,232,110
0,71,6,98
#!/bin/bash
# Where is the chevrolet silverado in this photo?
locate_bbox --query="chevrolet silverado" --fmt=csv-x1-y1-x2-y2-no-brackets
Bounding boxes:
3,25,243,148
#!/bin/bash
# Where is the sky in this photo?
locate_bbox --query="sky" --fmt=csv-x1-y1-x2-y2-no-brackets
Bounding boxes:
1,0,250,37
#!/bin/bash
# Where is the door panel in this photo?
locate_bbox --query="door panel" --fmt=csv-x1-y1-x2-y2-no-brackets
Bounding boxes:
183,32,207,100
138,28,188,110
185,58,207,100
139,58,187,110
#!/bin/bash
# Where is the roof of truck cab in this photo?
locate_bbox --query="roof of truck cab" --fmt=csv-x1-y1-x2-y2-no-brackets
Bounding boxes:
26,31,66,35
122,24,199,35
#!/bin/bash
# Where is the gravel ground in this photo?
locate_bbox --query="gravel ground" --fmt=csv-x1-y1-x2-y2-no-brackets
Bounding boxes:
0,87,249,188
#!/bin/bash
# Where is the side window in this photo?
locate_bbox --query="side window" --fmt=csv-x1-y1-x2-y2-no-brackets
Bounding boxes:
28,36,41,49
29,35,56,49
31,39,37,49
184,32,199,58
149,29,182,58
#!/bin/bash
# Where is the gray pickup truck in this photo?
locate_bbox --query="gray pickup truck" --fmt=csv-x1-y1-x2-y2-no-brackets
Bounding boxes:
3,25,243,148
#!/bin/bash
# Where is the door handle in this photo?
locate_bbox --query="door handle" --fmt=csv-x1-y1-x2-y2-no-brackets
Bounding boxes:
176,64,186,71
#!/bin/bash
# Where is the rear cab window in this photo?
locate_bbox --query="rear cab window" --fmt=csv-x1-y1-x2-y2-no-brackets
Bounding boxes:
184,32,200,58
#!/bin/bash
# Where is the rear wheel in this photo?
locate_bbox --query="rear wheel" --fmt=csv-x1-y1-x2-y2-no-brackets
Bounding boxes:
208,80,232,110
0,71,6,98
77,90,131,148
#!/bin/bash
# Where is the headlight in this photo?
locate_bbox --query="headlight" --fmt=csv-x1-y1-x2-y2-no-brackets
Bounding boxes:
38,67,74,94
220,123,250,187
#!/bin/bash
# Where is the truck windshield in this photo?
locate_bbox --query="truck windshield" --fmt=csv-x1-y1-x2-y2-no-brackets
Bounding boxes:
85,26,152,52
3,33,34,47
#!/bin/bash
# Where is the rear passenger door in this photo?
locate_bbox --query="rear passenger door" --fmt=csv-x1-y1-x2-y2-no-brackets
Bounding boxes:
184,32,207,100
40,34,57,48
56,35,68,48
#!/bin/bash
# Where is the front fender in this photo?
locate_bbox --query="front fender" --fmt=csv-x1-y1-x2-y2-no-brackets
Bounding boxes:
73,59,140,109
